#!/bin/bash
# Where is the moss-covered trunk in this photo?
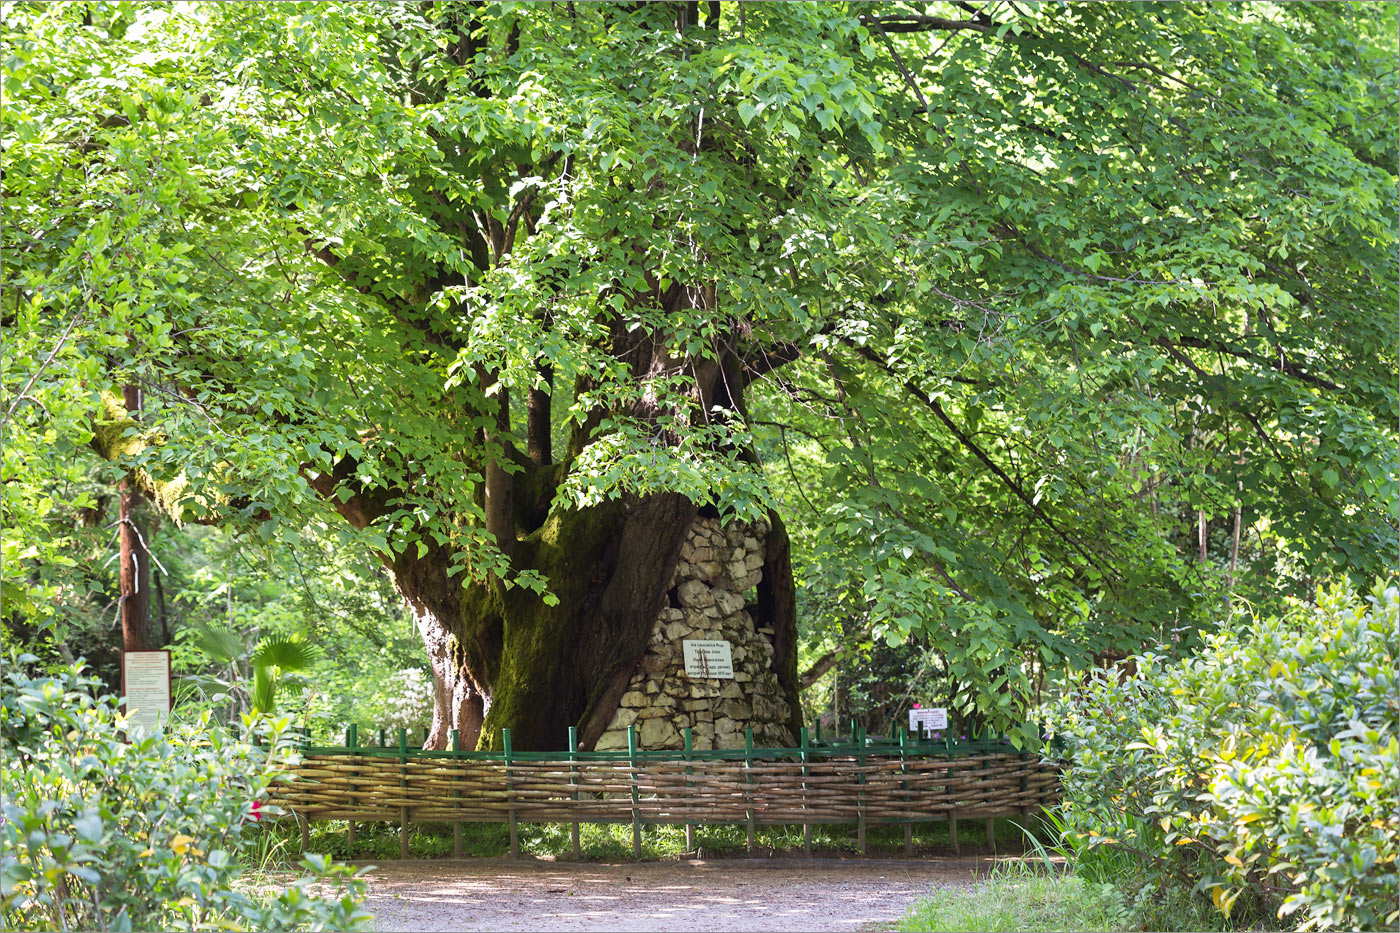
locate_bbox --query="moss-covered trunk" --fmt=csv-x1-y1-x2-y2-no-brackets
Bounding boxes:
387,492,802,752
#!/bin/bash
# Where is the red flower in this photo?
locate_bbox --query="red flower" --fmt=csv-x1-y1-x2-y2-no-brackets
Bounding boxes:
249,800,263,822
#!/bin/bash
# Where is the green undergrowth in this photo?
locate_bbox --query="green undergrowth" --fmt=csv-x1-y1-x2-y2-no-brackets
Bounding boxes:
250,816,1036,866
896,863,1129,933
895,858,1236,933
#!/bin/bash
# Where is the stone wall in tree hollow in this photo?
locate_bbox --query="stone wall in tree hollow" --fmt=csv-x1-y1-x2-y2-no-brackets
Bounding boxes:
594,514,796,751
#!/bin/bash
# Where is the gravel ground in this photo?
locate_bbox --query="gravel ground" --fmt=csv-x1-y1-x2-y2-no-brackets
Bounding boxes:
359,856,993,932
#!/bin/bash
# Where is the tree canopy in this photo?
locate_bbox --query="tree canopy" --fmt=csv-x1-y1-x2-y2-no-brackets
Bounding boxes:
3,1,1396,744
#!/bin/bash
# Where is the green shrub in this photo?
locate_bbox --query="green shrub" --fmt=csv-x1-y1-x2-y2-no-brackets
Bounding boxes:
1045,579,1399,931
0,661,372,932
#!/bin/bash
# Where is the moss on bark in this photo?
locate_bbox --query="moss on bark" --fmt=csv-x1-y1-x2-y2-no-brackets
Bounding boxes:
88,391,191,518
474,491,697,750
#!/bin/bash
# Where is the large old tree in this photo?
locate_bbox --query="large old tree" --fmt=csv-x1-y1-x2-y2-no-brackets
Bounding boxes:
4,2,1396,748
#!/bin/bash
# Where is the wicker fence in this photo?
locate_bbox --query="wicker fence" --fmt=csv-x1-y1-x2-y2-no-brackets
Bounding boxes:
268,723,1060,858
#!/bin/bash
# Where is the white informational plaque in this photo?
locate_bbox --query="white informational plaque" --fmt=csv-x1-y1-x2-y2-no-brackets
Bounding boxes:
908,707,948,732
682,640,734,679
122,650,171,737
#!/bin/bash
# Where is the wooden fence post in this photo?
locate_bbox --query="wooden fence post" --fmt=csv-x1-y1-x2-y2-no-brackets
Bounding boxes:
1019,741,1031,824
503,728,519,857
744,727,756,854
984,730,996,857
296,721,311,857
626,725,641,858
398,727,410,860
682,727,695,854
899,726,913,856
945,730,959,855
856,725,867,855
345,723,357,858
451,728,463,858
568,725,582,860
799,726,811,857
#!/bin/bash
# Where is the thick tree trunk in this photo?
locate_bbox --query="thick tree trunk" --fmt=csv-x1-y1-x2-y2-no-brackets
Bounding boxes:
302,329,800,752
382,490,802,751
480,491,698,750
418,607,486,750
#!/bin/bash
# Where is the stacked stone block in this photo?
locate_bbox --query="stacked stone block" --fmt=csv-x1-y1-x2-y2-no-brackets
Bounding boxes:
594,514,795,751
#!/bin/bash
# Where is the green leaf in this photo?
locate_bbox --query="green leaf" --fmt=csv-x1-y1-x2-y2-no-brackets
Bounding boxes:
73,811,103,843
252,636,319,672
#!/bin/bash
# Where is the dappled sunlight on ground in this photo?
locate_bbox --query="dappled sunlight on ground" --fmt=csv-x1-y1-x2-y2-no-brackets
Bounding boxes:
360,857,994,932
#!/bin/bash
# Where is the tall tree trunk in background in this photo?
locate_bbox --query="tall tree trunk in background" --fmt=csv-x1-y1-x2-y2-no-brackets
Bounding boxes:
119,384,153,653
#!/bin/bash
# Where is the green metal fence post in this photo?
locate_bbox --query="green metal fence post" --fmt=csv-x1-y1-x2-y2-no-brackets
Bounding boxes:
503,727,519,858
398,727,410,859
297,724,311,854
799,726,812,857
626,725,641,858
379,728,387,748
1019,732,1031,823
744,727,756,854
682,727,695,854
899,726,913,856
451,729,463,858
984,729,997,856
346,723,357,858
568,725,581,860
856,724,867,855
946,729,959,855
814,719,822,744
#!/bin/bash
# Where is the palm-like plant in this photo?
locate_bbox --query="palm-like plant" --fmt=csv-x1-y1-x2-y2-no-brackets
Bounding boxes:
184,626,319,716
249,635,319,714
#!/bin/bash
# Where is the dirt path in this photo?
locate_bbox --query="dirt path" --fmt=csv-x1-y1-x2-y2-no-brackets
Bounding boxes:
360,856,993,932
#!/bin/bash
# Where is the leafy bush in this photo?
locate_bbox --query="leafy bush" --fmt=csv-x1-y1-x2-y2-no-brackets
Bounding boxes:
0,662,372,932
1045,580,1399,931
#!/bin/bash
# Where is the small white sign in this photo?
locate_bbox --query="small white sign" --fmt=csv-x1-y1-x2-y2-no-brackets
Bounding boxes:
682,640,734,679
122,650,171,736
909,707,948,732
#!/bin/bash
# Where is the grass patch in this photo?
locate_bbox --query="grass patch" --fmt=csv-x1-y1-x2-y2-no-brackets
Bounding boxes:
250,815,1038,865
896,866,1129,933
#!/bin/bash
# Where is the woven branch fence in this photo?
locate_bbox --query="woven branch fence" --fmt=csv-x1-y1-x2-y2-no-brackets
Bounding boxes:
267,723,1060,859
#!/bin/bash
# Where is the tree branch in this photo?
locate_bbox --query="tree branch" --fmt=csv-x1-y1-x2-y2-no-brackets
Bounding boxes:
740,340,805,384
858,14,991,34
799,635,871,690
851,345,1109,576
1154,336,1342,392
